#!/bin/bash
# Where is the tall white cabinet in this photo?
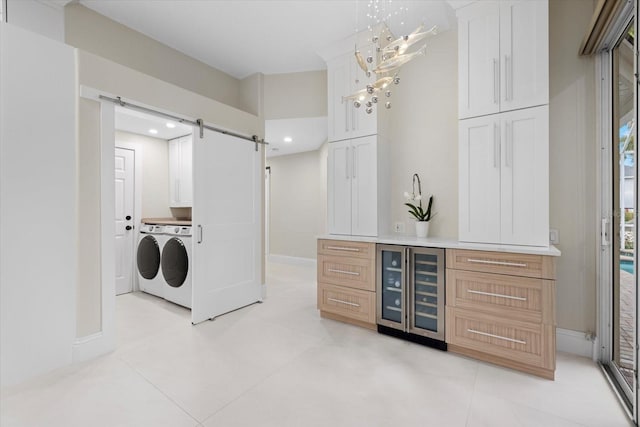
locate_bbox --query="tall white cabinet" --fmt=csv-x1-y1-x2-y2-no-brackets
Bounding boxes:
458,0,548,119
168,134,193,208
457,0,549,247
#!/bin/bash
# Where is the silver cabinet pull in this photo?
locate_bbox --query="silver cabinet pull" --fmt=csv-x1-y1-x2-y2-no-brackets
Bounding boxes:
328,268,360,276
345,146,349,179
505,54,512,101
493,58,499,104
326,246,360,252
328,298,360,307
467,289,527,301
352,146,357,178
345,101,349,132
505,121,512,168
467,329,526,345
493,123,500,168
197,225,203,244
466,258,527,268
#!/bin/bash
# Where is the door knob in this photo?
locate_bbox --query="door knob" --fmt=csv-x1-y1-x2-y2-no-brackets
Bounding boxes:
126,215,132,221
126,225,133,231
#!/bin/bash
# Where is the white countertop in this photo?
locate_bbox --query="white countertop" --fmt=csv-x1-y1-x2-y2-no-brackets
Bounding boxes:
317,234,561,257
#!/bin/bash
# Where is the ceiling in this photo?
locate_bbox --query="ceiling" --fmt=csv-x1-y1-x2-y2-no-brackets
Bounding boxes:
265,117,327,158
115,107,192,140
79,0,455,79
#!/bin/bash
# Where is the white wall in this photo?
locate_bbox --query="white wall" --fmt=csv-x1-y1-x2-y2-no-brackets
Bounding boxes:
267,149,326,259
115,131,172,219
0,23,77,387
6,0,65,42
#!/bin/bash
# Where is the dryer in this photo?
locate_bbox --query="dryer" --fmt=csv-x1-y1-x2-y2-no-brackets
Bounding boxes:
136,224,166,298
161,225,192,308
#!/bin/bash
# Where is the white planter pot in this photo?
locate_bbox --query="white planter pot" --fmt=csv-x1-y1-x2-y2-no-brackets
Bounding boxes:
415,221,430,238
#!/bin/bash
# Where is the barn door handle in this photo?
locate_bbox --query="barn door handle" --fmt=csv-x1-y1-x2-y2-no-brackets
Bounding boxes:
197,225,203,244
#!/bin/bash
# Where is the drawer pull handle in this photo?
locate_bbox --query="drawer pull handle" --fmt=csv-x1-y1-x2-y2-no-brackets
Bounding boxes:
467,329,526,345
328,298,360,307
466,258,527,268
328,268,360,276
467,289,527,301
327,246,361,252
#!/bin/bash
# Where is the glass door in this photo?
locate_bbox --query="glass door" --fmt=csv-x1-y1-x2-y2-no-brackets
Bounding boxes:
606,16,637,411
377,245,405,330
408,248,445,340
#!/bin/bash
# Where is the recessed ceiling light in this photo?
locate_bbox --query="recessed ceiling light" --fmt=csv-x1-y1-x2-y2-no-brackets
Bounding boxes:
284,137,293,143
272,147,279,151
166,122,176,128
149,129,158,135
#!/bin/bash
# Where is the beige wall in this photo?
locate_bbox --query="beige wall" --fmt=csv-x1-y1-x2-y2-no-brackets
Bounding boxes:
267,150,326,259
387,30,458,239
549,0,597,333
240,73,265,118
264,71,328,119
65,4,243,111
115,131,172,219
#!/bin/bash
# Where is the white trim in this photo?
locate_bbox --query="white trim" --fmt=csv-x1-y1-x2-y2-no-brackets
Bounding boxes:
268,254,317,266
114,141,143,292
72,332,111,363
556,328,596,359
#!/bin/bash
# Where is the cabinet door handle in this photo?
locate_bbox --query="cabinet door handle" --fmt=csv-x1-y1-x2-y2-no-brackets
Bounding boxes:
493,58,499,104
345,147,350,179
352,146,357,178
505,54,512,101
352,104,356,131
505,121,512,168
467,328,526,345
326,246,360,252
466,258,527,268
345,101,349,133
467,289,527,301
328,268,360,276
493,123,500,168
328,298,360,307
197,225,203,244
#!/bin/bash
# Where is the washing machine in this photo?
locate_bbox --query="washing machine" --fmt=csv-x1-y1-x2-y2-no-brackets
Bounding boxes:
161,225,192,308
136,224,167,298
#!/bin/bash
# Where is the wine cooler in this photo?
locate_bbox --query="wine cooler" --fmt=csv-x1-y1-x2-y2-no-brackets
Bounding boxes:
376,245,446,350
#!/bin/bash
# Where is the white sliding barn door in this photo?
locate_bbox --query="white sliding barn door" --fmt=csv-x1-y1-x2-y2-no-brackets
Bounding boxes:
192,130,262,324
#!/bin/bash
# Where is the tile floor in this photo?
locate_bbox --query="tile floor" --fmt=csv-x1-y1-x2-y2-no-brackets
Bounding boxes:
0,261,634,427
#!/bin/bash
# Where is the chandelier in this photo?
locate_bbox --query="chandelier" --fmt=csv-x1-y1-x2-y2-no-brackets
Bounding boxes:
345,0,437,113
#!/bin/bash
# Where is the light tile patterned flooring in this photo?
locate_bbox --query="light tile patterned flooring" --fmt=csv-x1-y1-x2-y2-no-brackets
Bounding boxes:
0,261,634,427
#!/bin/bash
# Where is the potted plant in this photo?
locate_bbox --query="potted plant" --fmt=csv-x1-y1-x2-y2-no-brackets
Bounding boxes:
404,173,433,238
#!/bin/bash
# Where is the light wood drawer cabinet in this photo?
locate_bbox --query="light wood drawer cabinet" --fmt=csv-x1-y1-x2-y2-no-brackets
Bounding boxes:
446,307,555,373
446,248,557,379
318,283,376,325
446,269,555,325
317,239,376,329
447,249,555,279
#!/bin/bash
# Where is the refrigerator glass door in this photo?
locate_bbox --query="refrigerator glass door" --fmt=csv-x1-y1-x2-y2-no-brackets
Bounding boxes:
377,245,405,330
408,248,445,340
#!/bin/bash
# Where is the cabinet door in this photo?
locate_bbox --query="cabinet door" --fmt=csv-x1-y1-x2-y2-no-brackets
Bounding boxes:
457,1,500,119
500,1,548,112
179,135,193,206
328,140,352,234
459,115,501,243
408,248,445,341
350,45,377,139
327,55,350,142
377,245,406,330
351,136,377,236
168,138,180,207
500,106,549,246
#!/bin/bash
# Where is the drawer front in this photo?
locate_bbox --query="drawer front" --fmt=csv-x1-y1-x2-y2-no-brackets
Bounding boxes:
446,307,555,369
318,239,375,260
446,249,555,279
318,283,375,325
318,254,375,291
446,269,555,324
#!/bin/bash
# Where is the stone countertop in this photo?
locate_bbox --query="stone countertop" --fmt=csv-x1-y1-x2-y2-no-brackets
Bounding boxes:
141,218,192,226
317,234,561,257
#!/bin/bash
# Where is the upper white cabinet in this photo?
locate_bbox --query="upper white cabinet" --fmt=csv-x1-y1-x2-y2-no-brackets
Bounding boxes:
327,50,377,142
458,1,548,119
169,134,193,207
459,106,549,246
328,135,383,236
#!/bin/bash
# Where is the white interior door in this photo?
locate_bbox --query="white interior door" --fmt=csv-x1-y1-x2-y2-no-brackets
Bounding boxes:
351,135,377,236
192,129,262,324
114,147,135,295
327,140,352,234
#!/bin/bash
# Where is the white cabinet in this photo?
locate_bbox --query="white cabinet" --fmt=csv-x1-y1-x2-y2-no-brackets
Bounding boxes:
168,134,193,207
328,135,381,236
327,50,377,142
459,106,549,246
458,1,548,119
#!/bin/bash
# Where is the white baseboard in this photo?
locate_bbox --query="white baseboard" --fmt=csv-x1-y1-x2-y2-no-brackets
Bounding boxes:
72,332,115,363
556,328,595,358
268,254,316,266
